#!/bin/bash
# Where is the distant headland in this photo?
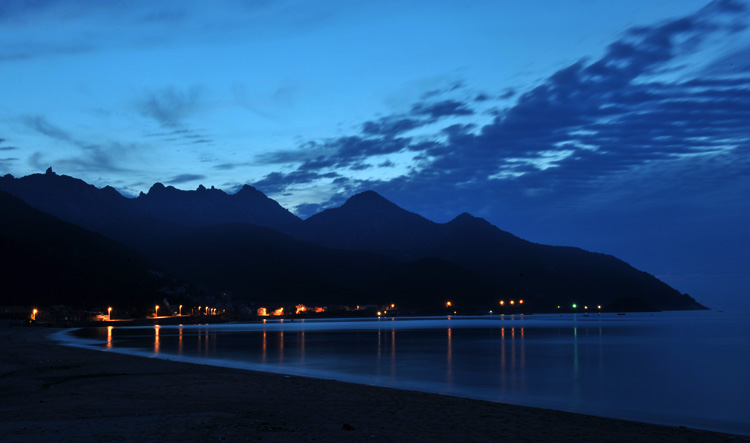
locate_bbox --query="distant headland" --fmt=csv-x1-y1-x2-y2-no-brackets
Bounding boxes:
0,169,706,323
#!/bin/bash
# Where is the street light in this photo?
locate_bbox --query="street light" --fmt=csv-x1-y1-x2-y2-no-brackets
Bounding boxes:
108,307,112,321
32,309,37,321
155,305,159,317
179,305,182,316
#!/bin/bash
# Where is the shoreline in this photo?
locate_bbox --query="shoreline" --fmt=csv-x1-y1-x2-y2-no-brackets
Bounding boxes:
1,325,746,442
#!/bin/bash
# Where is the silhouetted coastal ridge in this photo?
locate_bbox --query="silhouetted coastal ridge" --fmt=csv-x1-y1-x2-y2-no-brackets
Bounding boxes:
0,169,706,313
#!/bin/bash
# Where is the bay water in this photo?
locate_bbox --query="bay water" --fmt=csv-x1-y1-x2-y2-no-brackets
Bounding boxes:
57,310,750,435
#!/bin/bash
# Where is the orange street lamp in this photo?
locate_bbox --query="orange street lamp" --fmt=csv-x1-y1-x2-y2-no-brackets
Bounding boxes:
499,300,505,305
155,305,159,317
32,308,37,321
179,305,182,316
519,300,524,304
205,306,209,314
446,301,452,307
108,307,112,321
510,300,515,305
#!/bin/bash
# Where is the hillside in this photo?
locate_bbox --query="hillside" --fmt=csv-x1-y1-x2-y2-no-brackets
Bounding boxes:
0,171,707,312
0,191,170,310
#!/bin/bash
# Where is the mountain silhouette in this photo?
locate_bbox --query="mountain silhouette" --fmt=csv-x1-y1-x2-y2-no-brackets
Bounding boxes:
153,223,509,310
302,193,704,311
0,169,300,240
0,191,171,310
137,181,301,231
0,171,707,311
302,190,436,257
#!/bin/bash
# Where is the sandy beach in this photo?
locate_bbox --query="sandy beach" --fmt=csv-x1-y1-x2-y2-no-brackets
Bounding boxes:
0,325,746,442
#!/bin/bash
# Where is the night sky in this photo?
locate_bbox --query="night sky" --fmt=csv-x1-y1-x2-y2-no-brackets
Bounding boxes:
1,1,748,309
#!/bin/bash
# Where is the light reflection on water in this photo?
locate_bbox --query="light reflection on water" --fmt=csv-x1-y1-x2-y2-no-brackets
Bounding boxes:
60,311,750,436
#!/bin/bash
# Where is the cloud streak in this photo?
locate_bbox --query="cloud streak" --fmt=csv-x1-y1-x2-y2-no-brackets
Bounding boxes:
253,0,750,221
166,173,206,185
21,115,138,174
134,86,204,128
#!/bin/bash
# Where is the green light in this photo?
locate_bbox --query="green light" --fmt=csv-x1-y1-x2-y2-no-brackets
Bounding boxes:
572,303,577,309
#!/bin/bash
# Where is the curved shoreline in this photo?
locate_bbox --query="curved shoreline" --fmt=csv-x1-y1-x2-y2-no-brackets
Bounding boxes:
1,325,746,442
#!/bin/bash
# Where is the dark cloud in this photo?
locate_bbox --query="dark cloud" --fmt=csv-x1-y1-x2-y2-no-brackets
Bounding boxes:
143,126,213,146
499,89,515,99
0,2,193,64
134,86,203,128
0,146,18,150
348,162,372,171
22,115,75,143
253,170,341,195
361,118,422,137
256,0,749,223
166,173,206,185
21,115,136,174
410,99,474,119
256,96,477,177
213,163,237,170
259,136,412,173
420,81,465,100
0,42,93,63
360,98,477,138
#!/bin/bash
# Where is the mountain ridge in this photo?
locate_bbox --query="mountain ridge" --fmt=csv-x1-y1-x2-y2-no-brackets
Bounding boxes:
0,170,707,311
0,191,175,310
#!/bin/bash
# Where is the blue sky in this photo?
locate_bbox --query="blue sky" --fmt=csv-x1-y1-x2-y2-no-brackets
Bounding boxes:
1,0,748,309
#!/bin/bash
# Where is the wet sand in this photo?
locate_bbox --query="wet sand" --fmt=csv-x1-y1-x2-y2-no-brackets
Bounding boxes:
0,325,746,442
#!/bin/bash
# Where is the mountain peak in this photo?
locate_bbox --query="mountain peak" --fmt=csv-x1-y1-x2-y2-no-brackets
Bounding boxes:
350,190,386,201
342,190,397,209
452,212,475,221
448,212,492,226
303,190,436,254
235,184,263,197
101,185,122,197
148,182,166,193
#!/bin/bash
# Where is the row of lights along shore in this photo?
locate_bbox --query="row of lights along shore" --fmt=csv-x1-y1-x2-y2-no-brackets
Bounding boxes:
443,300,524,309
558,304,603,311
29,301,605,321
29,304,220,322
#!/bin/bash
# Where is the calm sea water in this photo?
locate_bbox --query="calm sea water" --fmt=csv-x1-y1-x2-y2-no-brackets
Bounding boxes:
56,311,750,435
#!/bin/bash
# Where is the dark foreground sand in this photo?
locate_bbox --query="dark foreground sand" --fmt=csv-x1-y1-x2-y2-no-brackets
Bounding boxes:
1,325,746,443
